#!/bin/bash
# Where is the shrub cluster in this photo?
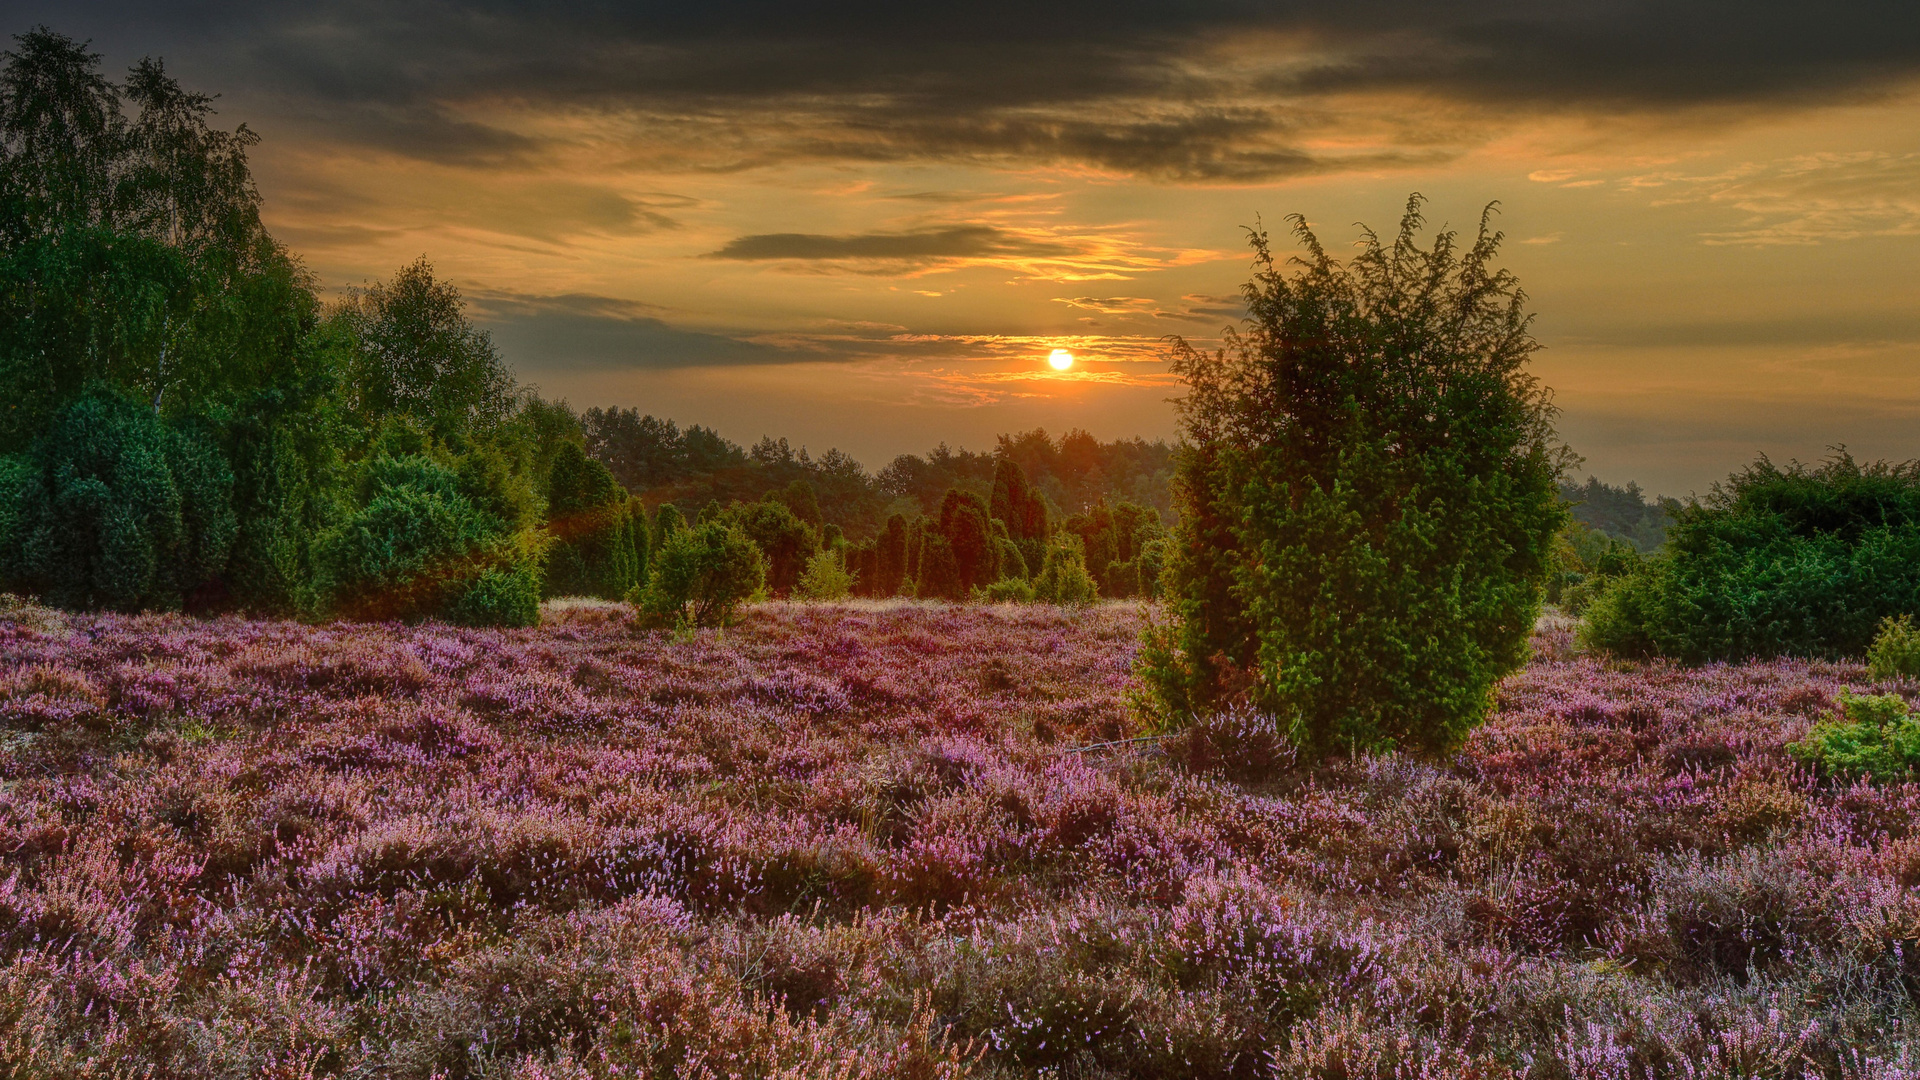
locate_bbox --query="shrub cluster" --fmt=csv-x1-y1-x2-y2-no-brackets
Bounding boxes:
309,449,544,625
832,457,1159,606
541,442,644,601
1,387,235,611
631,520,764,628
1584,453,1920,662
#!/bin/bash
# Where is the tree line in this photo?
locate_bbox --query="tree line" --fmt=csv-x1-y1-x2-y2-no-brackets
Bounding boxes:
582,405,1174,535
0,29,1172,627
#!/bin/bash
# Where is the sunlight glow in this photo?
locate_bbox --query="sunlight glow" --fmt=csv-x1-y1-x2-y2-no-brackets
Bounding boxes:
1048,348,1075,371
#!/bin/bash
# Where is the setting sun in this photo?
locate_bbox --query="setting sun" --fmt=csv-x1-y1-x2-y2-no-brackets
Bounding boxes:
1048,348,1075,371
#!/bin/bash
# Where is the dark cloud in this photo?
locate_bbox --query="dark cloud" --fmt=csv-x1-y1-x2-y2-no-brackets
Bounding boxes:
469,290,798,370
1053,293,1247,324
13,2,1920,179
705,226,1070,263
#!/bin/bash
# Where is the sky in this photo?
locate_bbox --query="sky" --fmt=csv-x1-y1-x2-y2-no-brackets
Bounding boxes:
12,2,1920,496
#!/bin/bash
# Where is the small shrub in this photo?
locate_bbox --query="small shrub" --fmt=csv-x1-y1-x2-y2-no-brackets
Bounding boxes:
1867,614,1920,681
450,561,543,628
730,498,817,597
632,522,765,627
794,549,853,601
311,452,539,624
992,534,1027,581
1788,691,1920,783
915,534,962,601
982,578,1035,603
1032,534,1097,605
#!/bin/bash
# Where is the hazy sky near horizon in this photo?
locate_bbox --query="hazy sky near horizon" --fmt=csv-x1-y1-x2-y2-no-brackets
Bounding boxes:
14,2,1920,495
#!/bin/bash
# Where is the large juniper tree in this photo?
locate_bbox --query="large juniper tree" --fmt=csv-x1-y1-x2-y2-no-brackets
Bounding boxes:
1143,197,1569,757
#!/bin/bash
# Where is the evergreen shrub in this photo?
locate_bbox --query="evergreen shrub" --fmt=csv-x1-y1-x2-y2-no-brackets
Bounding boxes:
3,387,236,611
1584,453,1920,663
731,498,816,597
632,522,764,627
1142,198,1566,758
1867,615,1920,682
795,549,854,600
1789,692,1920,783
936,489,997,595
543,441,641,600
983,578,1036,603
1032,534,1097,605
309,452,540,624
990,458,1049,576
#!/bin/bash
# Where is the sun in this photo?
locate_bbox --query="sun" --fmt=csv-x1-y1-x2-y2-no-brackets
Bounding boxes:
1048,348,1075,371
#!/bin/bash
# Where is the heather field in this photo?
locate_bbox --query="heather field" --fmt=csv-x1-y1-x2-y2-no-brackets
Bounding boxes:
1,599,1918,1079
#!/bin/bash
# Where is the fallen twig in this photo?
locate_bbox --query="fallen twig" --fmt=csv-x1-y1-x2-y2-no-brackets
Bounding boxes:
1060,734,1172,754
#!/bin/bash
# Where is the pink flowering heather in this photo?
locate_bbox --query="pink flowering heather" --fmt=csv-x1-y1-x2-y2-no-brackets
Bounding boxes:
0,597,1916,1077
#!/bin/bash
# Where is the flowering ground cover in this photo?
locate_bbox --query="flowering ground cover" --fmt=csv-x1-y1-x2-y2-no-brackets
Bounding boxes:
0,597,1916,1078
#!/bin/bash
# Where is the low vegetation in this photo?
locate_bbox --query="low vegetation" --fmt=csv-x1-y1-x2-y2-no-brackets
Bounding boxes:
1,600,1916,1077
1790,691,1920,782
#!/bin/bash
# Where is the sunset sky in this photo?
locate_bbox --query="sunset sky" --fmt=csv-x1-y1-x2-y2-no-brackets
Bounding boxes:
16,3,1920,495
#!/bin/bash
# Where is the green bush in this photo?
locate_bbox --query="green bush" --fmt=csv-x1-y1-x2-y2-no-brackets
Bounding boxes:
310,451,540,624
652,503,687,549
937,489,998,594
1032,534,1097,605
219,380,352,614
632,522,764,627
983,578,1036,603
993,534,1028,581
794,549,853,600
1064,501,1165,598
0,455,35,578
1142,199,1566,758
542,442,641,600
774,479,823,530
1868,615,1920,681
1788,692,1920,783
449,559,543,628
730,498,816,597
914,533,962,600
2,387,236,611
1583,454,1920,663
